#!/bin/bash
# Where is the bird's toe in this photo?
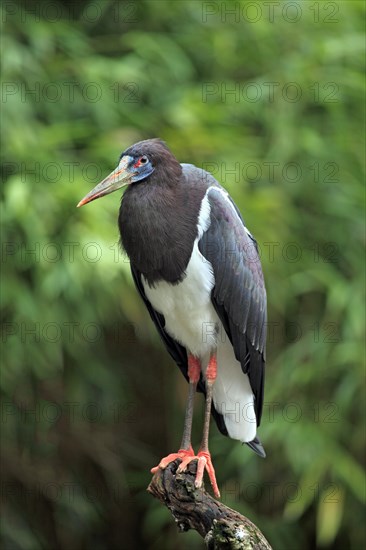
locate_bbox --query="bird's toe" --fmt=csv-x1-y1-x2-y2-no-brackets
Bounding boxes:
151,447,195,473
196,450,220,499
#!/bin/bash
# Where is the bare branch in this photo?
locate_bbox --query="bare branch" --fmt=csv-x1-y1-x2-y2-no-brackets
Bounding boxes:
148,460,272,549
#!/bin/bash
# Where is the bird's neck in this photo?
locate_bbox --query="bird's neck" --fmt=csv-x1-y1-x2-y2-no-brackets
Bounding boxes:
119,178,205,285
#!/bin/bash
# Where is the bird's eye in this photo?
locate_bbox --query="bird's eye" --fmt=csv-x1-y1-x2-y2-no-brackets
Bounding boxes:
134,156,148,168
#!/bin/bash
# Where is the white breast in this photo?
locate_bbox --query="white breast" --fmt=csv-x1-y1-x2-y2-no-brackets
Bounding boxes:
142,239,217,356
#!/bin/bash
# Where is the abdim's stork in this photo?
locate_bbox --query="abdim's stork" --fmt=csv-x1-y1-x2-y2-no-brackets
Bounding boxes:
78,139,267,498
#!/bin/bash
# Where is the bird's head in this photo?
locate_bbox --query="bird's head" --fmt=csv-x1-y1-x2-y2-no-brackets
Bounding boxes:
77,138,181,207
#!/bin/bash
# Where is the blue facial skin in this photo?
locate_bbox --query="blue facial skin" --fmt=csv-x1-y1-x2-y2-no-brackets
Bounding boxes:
130,158,155,183
118,154,155,184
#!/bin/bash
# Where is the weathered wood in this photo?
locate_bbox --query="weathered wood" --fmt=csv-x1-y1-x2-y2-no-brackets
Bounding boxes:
147,460,272,550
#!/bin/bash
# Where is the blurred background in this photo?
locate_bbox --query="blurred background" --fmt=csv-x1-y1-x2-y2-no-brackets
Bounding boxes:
1,1,365,549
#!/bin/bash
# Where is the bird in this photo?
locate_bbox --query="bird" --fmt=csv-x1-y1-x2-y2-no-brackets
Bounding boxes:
77,139,267,498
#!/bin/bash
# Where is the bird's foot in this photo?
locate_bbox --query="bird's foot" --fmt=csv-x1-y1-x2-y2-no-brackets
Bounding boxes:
177,449,220,499
150,447,194,474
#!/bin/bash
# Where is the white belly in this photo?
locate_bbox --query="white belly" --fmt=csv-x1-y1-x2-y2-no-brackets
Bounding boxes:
142,240,216,356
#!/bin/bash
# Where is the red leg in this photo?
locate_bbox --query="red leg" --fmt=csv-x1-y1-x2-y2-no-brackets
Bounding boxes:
196,353,219,496
151,355,200,473
187,354,201,383
205,353,217,383
177,354,220,498
151,353,221,499
180,355,200,450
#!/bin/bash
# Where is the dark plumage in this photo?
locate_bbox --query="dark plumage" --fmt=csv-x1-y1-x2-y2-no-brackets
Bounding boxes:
119,141,207,285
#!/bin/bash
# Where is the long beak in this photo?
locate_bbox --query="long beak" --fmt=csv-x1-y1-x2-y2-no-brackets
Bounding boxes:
77,156,132,207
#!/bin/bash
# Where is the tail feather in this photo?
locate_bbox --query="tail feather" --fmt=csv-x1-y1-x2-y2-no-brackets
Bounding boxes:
245,435,266,458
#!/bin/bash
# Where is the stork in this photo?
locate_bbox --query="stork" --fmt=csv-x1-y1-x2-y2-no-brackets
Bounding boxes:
78,139,267,498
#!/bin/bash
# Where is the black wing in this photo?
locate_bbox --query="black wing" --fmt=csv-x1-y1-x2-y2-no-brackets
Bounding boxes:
130,264,229,436
198,186,267,426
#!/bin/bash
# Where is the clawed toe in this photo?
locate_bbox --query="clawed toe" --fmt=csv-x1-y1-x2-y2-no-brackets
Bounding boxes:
195,450,220,498
151,447,194,474
153,448,220,498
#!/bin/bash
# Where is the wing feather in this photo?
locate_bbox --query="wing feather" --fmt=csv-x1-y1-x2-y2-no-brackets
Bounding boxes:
198,186,267,425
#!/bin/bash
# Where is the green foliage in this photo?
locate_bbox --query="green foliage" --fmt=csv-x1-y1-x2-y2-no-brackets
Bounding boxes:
1,1,365,549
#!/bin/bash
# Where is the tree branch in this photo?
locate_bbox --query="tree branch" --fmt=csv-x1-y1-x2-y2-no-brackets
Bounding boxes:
147,460,272,549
